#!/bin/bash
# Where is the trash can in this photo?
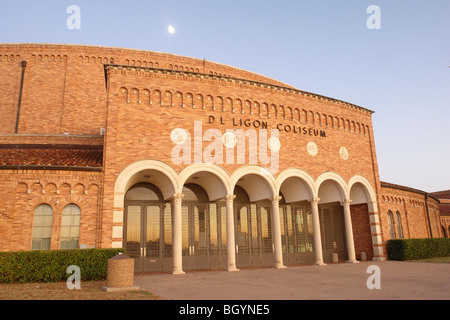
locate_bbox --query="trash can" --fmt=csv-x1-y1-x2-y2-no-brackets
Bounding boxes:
360,252,367,261
102,254,140,292
331,253,339,263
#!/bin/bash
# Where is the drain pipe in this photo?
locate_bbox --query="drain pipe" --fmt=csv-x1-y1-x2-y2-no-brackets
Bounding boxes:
14,60,27,133
425,193,433,238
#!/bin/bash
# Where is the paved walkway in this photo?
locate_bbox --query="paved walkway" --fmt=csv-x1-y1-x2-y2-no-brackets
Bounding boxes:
134,261,450,300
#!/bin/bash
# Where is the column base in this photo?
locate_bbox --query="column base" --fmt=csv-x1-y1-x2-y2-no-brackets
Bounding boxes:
172,269,185,275
314,261,327,266
275,263,287,269
346,260,360,264
227,266,239,272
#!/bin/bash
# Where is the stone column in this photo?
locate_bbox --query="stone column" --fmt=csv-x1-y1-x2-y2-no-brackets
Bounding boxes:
172,193,185,274
226,195,238,271
309,197,326,266
269,196,286,268
341,198,358,263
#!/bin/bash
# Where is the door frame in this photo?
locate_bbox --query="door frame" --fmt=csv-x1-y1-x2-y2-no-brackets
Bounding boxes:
123,200,171,273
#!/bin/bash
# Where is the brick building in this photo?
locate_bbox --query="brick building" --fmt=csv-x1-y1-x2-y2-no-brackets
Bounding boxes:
0,44,445,273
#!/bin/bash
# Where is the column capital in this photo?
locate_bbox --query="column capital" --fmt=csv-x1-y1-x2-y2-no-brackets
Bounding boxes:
268,195,283,203
226,194,236,203
173,193,185,201
308,197,320,205
340,198,352,207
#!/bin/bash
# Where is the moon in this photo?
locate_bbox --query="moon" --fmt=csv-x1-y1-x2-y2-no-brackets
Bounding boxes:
168,25,175,34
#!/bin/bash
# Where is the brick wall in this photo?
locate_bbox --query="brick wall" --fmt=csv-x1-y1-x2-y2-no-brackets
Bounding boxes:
0,169,102,251
379,184,443,242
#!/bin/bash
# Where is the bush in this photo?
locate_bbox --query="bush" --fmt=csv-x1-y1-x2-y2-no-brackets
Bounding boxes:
386,238,450,261
0,248,125,283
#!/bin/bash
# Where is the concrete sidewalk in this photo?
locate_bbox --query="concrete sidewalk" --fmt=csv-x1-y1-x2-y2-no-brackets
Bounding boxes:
134,261,450,300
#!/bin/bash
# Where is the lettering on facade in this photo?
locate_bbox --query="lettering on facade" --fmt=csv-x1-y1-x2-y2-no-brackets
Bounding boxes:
208,115,327,138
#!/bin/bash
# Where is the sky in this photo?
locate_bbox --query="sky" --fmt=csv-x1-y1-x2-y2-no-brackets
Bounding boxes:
0,0,449,192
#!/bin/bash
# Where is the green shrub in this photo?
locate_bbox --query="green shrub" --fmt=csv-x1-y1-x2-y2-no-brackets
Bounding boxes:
386,238,450,261
0,248,124,283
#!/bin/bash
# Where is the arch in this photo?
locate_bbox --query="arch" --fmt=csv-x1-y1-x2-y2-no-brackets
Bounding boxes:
119,87,128,104
59,183,71,195
206,95,214,110
278,105,285,120
185,93,193,108
130,88,140,104
235,99,242,114
60,203,81,249
216,96,224,111
261,103,269,118
253,101,260,116
174,91,183,108
142,89,151,105
162,90,173,106
196,94,204,109
387,211,395,239
243,100,251,114
285,106,293,120
125,182,163,201
179,163,231,200
152,90,161,106
315,172,348,204
225,97,233,113
15,182,28,193
115,160,179,204
275,168,315,202
298,109,305,123
31,203,54,250
230,165,276,202
73,183,85,195
348,175,378,212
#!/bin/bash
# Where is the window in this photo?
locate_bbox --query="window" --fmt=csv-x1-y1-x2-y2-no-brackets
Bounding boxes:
396,211,403,239
60,204,81,249
387,211,395,239
31,204,53,250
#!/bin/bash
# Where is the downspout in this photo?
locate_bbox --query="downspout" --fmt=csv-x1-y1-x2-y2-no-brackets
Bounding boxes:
14,60,27,133
425,193,433,238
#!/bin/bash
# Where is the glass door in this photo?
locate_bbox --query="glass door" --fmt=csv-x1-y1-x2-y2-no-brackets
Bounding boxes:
124,204,144,272
182,203,211,270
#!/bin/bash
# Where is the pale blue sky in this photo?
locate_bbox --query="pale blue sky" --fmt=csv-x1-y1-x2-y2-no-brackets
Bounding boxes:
1,0,449,192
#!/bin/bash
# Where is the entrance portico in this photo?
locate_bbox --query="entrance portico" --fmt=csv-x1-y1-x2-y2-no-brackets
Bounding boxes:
113,160,383,274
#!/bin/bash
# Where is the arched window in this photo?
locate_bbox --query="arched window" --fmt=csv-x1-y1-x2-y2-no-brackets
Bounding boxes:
387,211,395,239
396,211,403,239
31,204,53,250
60,204,81,249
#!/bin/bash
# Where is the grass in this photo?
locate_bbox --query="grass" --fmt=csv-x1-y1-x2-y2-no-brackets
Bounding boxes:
408,256,450,263
0,280,162,300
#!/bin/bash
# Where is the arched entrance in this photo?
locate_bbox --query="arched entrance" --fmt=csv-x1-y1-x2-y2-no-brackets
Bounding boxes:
317,179,348,263
279,197,315,265
233,186,274,268
124,182,172,272
181,183,228,270
277,172,316,265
